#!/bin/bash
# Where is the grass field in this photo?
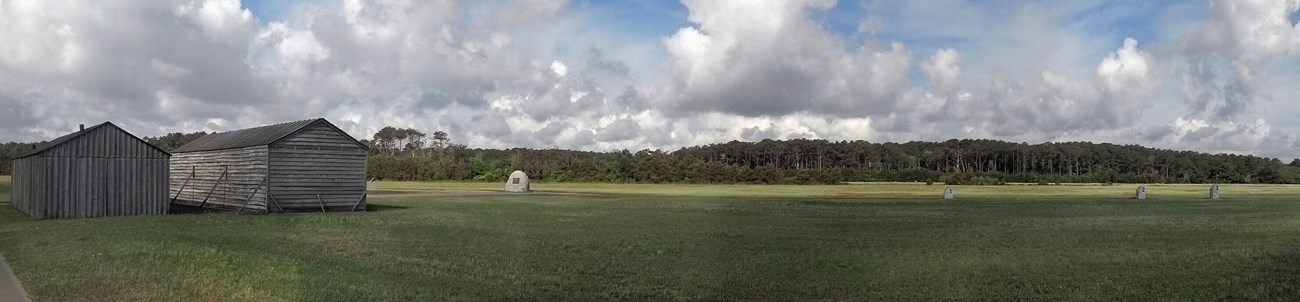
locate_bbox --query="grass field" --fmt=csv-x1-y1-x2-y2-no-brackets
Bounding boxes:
1,178,1299,301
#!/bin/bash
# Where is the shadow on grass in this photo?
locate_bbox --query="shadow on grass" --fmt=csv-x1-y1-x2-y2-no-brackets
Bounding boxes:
365,204,408,212
167,203,228,215
168,203,409,214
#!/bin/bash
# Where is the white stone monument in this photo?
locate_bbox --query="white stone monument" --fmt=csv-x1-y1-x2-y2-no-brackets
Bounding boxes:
1210,184,1220,200
943,186,955,200
1136,185,1147,200
505,170,531,193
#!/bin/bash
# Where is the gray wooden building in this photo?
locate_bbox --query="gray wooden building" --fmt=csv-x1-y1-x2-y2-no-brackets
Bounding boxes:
10,122,171,219
169,118,368,212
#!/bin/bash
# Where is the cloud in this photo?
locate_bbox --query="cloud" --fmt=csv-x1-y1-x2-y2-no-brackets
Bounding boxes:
896,38,1157,138
654,0,912,118
0,0,270,135
1098,39,1155,94
493,0,570,28
649,1,1171,146
1182,0,1300,62
856,15,884,36
1177,0,1300,121
0,90,40,131
1154,117,1296,156
921,49,961,93
594,119,641,142
0,0,1297,161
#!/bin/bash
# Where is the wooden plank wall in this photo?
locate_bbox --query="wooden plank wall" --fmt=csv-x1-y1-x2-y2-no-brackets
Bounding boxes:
170,146,269,211
33,157,170,219
11,126,170,219
10,157,37,218
268,123,367,211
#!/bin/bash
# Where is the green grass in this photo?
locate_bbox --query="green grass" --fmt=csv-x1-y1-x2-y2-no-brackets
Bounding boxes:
0,175,9,203
1,179,1299,301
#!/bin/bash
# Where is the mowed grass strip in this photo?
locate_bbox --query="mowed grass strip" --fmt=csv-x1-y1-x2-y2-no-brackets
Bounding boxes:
0,178,1297,300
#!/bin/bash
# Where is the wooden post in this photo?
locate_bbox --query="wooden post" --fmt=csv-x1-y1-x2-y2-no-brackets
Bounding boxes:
235,186,261,215
236,176,267,215
171,166,195,203
198,166,229,209
349,192,367,212
317,194,326,213
267,192,285,213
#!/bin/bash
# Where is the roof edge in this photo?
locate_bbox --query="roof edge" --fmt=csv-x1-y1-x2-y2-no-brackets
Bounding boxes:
18,122,171,158
171,118,369,154
269,118,370,150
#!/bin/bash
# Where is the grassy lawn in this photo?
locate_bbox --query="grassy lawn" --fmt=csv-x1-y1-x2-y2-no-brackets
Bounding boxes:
0,179,1298,301
0,175,9,203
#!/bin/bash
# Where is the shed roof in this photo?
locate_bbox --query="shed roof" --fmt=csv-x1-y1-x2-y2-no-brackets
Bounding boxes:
20,122,169,158
171,118,367,153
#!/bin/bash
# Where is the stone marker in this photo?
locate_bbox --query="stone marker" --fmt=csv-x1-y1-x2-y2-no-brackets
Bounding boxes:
1210,184,1220,200
1136,185,1147,200
505,170,532,193
943,186,955,200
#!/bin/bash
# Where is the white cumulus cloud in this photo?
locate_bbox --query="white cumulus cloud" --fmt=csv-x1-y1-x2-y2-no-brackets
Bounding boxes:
0,0,1297,161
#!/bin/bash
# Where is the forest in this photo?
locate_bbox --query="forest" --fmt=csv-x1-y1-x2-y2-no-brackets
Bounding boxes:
2,126,1299,185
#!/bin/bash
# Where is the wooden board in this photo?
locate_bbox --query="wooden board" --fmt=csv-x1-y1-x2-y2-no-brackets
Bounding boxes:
169,146,269,211
267,124,367,211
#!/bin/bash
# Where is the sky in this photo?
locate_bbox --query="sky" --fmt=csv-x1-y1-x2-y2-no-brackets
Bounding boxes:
2,0,1300,160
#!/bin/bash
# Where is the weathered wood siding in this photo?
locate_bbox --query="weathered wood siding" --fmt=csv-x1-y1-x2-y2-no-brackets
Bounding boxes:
268,123,367,211
42,126,169,159
10,157,38,217
169,146,269,211
11,126,170,219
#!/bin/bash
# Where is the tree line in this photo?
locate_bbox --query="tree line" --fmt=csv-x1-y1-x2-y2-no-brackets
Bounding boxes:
3,127,1299,185
0,132,209,174
357,127,1300,185
363,137,1300,185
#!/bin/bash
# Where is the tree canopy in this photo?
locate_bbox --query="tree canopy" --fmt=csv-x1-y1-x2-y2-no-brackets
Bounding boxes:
2,127,1297,185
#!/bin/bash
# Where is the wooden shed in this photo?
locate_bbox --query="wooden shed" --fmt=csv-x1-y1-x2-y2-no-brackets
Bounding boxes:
10,122,171,219
169,118,368,212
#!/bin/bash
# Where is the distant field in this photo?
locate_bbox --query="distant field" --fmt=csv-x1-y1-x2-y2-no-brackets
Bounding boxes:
374,181,1300,200
0,179,1299,301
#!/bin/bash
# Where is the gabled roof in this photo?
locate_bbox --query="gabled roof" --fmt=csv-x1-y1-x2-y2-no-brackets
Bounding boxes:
20,121,170,158
171,118,367,153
